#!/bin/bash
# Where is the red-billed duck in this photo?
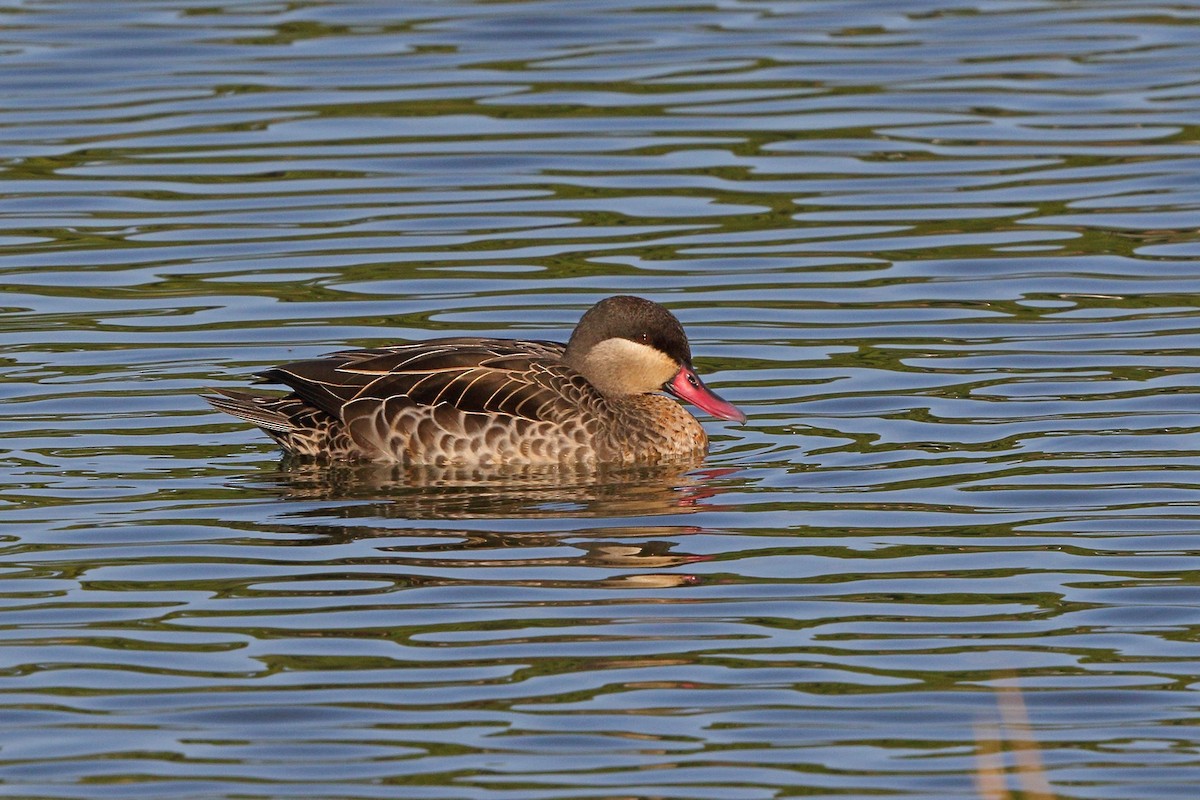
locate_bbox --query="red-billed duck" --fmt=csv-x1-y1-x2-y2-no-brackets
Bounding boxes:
205,295,744,464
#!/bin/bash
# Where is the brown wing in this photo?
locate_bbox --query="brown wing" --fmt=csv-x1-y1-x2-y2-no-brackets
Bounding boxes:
256,338,603,425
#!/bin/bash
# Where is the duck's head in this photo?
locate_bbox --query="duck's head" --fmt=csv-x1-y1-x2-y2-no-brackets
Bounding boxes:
563,295,745,423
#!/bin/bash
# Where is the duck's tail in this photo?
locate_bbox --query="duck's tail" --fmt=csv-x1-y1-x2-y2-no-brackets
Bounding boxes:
204,388,296,433
204,388,356,459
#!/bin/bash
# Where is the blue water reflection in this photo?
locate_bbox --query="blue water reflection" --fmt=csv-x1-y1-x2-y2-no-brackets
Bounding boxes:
3,1,1200,798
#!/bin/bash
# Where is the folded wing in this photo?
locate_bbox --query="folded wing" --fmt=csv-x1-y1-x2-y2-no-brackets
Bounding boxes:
259,338,604,431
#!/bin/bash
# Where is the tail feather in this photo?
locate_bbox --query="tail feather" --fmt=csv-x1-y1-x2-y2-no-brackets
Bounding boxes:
205,387,366,460
204,388,296,433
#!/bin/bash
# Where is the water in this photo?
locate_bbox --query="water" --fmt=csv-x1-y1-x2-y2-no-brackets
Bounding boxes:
3,1,1200,798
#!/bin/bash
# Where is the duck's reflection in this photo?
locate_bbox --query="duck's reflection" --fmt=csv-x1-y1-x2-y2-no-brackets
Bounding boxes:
250,456,736,520
584,541,706,588
361,533,712,588
236,461,729,589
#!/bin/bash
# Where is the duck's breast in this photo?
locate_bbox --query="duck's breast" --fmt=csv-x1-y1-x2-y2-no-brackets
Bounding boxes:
593,395,707,463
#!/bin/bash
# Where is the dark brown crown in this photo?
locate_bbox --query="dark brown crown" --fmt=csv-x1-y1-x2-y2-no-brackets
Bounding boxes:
563,295,692,369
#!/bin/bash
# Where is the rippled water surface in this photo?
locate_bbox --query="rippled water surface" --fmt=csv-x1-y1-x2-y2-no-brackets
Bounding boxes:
4,2,1200,798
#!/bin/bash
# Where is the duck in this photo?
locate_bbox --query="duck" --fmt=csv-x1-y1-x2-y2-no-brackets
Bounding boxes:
205,295,744,465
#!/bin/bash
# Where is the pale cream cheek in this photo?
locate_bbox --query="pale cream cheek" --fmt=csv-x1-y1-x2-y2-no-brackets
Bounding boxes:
581,338,679,396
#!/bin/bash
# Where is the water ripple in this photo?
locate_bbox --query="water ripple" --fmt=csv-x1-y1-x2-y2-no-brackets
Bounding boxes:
2,1,1200,798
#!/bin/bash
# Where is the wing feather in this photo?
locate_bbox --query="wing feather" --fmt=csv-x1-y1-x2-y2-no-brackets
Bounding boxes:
253,337,599,425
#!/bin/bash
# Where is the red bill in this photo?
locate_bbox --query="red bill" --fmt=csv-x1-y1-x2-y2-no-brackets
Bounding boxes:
665,366,746,423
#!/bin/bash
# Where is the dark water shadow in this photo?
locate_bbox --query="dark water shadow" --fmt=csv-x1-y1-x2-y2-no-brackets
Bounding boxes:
246,456,738,520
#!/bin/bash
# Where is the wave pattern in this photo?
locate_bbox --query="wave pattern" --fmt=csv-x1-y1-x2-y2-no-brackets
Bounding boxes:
2,1,1200,798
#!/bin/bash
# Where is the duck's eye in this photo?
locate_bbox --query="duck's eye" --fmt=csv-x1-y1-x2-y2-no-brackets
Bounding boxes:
637,332,650,343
